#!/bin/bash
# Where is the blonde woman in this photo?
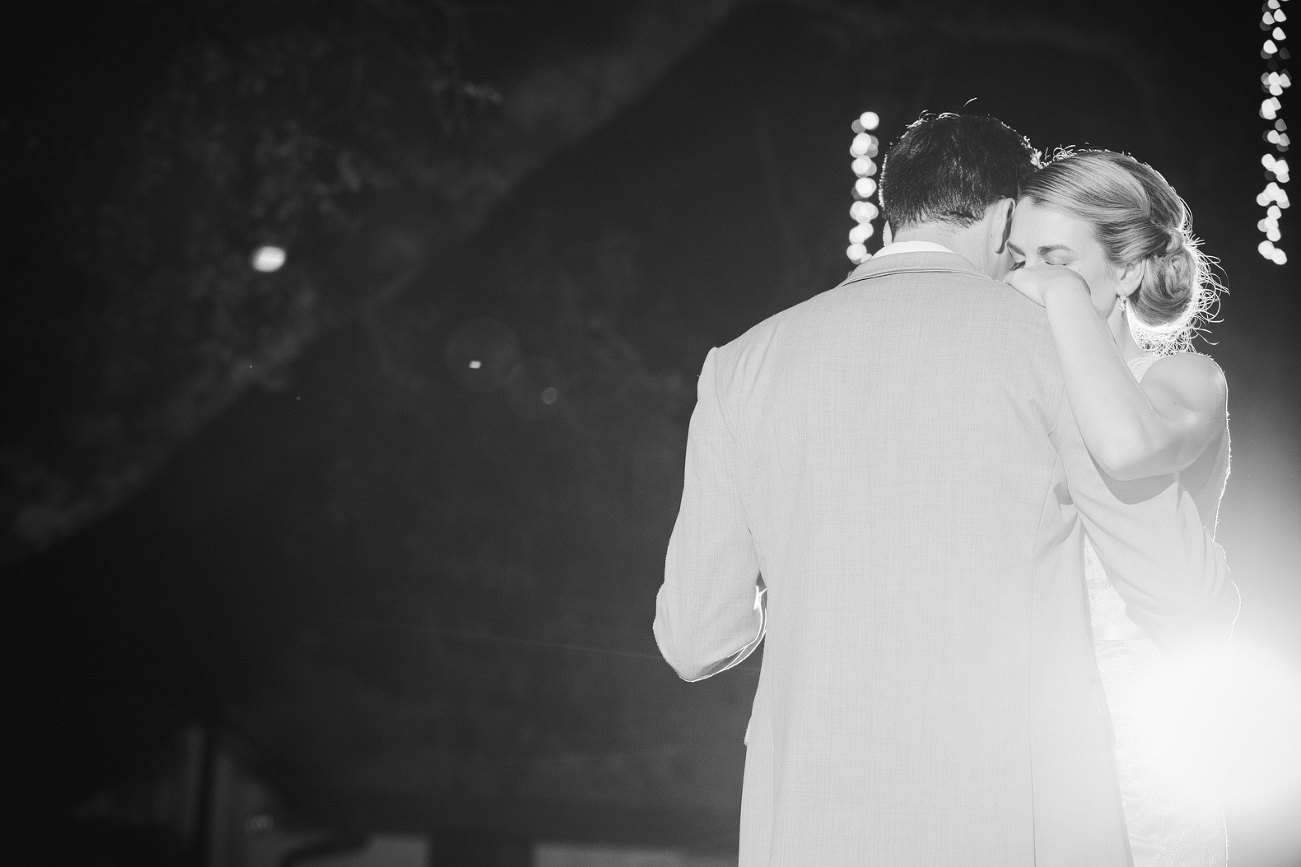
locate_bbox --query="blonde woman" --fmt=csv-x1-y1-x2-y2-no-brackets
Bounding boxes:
1005,149,1235,866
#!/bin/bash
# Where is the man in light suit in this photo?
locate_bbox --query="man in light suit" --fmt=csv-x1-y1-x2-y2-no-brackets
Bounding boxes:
653,113,1233,866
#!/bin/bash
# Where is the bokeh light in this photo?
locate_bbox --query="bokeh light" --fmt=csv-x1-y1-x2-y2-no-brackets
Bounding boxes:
251,245,286,272
1259,0,1293,262
847,111,883,265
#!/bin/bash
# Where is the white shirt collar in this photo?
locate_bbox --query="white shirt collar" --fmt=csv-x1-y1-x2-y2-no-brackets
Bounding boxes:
870,240,956,259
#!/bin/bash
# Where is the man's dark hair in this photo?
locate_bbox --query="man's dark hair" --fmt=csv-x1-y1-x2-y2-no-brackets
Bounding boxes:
879,112,1040,230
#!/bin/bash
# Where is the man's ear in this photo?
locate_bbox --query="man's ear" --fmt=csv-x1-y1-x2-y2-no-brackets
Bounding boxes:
991,199,1015,254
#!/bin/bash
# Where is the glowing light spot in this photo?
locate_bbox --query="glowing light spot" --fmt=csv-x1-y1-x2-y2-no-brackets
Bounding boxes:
855,177,878,198
251,245,286,272
1264,39,1279,56
1263,96,1282,118
1270,204,1283,217
1277,8,1289,23
847,243,868,263
540,386,558,405
859,111,880,130
850,133,872,157
1261,239,1277,257
445,318,520,393
1268,226,1283,241
1275,26,1288,40
1274,248,1289,263
1265,11,1277,24
1269,0,1281,12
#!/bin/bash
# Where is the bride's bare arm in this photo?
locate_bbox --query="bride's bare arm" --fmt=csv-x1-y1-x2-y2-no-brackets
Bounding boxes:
1007,265,1227,481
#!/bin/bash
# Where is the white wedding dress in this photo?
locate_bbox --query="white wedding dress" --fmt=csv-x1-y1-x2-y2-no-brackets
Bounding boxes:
1086,353,1233,867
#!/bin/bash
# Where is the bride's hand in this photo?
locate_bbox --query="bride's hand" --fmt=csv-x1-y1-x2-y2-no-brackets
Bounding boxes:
1004,264,1091,307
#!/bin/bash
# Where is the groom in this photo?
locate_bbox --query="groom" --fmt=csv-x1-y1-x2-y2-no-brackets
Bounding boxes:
653,113,1231,866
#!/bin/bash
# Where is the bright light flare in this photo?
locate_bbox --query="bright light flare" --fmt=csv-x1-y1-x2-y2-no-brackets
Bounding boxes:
251,245,286,272
1135,643,1301,814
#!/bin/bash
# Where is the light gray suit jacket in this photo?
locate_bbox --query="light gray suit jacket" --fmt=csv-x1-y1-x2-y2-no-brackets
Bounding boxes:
654,252,1234,866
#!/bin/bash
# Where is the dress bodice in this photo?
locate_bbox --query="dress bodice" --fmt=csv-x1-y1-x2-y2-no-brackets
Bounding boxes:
1086,353,1231,643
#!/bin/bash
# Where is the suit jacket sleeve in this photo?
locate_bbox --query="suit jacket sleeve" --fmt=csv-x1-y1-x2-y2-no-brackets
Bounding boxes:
654,346,765,682
1054,401,1238,655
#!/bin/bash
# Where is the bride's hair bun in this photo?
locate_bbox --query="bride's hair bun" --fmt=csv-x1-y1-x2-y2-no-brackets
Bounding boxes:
1131,226,1203,332
1018,150,1220,354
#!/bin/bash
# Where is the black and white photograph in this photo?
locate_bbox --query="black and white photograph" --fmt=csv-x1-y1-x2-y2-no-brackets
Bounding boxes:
4,1,1301,865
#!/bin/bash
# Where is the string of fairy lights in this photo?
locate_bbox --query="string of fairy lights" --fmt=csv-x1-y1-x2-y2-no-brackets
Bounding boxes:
847,111,882,264
1259,0,1293,265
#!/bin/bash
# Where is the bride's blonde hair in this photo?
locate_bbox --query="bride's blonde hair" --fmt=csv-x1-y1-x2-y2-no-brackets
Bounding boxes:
1018,149,1222,355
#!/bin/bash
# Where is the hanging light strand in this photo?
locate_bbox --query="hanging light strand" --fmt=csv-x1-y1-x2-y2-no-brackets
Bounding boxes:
1259,0,1293,265
847,111,881,265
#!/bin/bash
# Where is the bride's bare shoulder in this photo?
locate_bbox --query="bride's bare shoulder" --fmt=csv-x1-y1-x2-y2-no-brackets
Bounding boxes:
1144,352,1228,412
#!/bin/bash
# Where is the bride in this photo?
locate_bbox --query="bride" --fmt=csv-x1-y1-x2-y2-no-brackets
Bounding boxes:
1004,149,1236,867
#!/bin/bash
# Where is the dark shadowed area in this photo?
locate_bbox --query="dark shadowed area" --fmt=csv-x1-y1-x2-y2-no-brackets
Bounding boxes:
3,1,1300,865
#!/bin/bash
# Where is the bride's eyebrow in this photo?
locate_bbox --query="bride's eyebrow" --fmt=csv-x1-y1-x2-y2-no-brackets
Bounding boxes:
1007,242,1026,256
1038,244,1074,257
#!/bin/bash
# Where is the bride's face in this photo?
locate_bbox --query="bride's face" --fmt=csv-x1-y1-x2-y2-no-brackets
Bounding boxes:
1007,199,1125,317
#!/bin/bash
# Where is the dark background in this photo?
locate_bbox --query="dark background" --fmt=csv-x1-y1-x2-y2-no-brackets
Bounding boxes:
3,0,1299,864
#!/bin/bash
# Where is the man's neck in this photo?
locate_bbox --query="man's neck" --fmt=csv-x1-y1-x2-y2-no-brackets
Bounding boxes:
891,221,1001,278
890,225,961,250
